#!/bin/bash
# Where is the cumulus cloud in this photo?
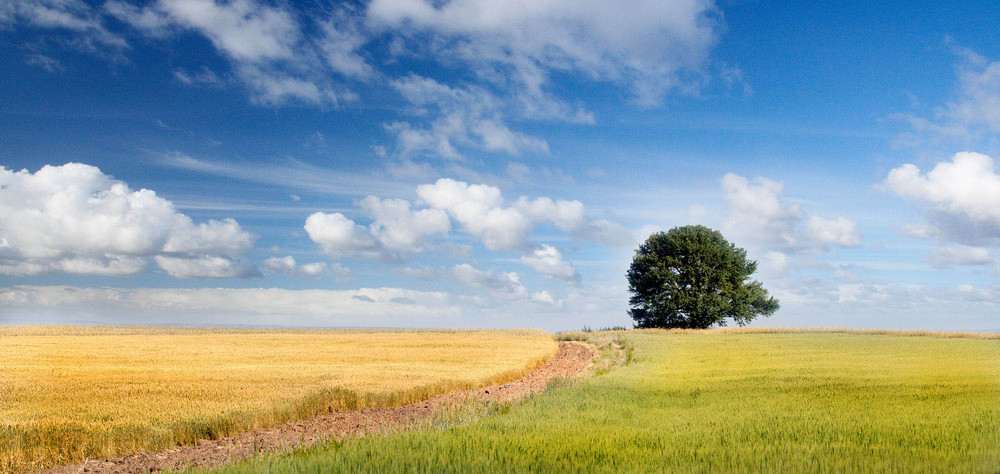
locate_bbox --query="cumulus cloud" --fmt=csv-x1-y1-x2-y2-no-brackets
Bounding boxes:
0,163,256,277
416,178,531,251
360,196,450,251
722,173,803,249
520,245,580,282
884,152,1000,245
304,196,449,261
513,196,584,234
304,212,381,259
510,194,634,247
416,178,629,252
302,178,621,279
721,173,860,252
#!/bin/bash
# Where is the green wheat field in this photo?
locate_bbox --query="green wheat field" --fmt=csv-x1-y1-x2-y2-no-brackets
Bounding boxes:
207,330,1000,473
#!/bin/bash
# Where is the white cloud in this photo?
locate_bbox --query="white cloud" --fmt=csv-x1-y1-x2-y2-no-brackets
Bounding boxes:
721,173,861,253
514,196,585,233
263,256,346,279
634,224,661,243
0,285,457,326
416,178,628,252
57,255,147,276
885,152,1000,240
387,75,549,159
897,48,1000,148
516,194,632,246
152,0,299,62
108,0,361,105
3,0,128,51
721,173,803,249
360,196,450,252
154,255,258,278
416,178,531,251
928,245,995,268
172,66,223,86
163,217,253,255
450,263,529,298
806,216,862,247
754,275,1000,331
163,153,415,197
945,50,1000,133
317,10,373,80
304,195,450,261
102,0,172,36
521,244,580,282
26,53,64,72
237,64,339,105
367,0,721,105
399,263,530,300
762,251,790,276
0,163,256,277
900,224,941,240
304,212,381,259
531,290,557,305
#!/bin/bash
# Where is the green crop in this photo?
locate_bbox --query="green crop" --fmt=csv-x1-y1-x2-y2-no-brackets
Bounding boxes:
213,330,1000,473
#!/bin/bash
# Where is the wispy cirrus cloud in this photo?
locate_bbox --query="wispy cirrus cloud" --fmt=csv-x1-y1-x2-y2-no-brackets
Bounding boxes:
896,46,1000,150
163,153,415,197
9,0,731,163
367,0,722,106
106,0,368,105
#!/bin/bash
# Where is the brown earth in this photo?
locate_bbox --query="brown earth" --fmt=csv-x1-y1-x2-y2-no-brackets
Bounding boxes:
44,341,595,474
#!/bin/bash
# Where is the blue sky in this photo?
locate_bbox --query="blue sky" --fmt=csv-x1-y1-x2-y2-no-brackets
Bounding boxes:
2,0,999,331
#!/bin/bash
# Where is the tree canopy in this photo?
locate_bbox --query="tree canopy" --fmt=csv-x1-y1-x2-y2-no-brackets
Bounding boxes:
626,225,778,329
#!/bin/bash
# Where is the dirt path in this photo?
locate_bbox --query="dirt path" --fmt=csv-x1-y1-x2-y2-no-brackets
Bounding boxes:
45,341,594,474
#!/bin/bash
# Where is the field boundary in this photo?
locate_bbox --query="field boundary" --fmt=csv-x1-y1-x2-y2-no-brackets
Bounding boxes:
41,341,595,474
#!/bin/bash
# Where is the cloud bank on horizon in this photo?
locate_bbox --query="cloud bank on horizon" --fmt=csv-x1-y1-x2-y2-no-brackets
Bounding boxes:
1,0,999,330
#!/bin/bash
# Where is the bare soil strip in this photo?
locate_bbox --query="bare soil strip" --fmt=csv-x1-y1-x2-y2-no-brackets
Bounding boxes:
45,341,594,474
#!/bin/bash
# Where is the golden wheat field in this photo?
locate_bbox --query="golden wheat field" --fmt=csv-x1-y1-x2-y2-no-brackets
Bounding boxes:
0,326,557,473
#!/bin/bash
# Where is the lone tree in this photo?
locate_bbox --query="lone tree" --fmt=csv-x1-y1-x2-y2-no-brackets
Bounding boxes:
627,225,778,329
